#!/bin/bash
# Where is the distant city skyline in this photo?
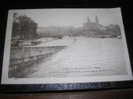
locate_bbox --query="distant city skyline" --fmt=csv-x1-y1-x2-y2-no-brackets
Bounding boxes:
11,9,122,27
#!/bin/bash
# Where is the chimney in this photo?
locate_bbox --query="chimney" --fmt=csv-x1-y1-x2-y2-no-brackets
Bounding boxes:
95,16,99,24
87,16,91,23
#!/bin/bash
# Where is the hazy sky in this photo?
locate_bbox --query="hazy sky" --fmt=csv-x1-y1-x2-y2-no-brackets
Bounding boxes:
12,8,122,27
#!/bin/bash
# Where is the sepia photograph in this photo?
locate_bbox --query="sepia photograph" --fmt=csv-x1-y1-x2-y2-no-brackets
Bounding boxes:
1,8,133,84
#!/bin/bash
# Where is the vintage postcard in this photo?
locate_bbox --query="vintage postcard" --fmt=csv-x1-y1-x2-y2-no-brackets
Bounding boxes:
1,8,133,84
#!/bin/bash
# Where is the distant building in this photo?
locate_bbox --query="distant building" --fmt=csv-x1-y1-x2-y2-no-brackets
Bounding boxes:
83,16,105,31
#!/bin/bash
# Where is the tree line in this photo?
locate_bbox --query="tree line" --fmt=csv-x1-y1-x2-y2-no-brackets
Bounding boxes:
38,24,121,38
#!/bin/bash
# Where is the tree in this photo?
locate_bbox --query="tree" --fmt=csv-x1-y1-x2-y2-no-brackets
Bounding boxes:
105,24,121,37
12,13,21,39
12,13,38,40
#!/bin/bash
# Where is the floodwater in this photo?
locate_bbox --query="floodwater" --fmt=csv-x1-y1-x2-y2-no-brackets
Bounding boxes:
27,37,128,78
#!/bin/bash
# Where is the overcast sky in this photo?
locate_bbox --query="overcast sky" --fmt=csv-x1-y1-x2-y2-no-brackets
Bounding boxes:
11,8,122,27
